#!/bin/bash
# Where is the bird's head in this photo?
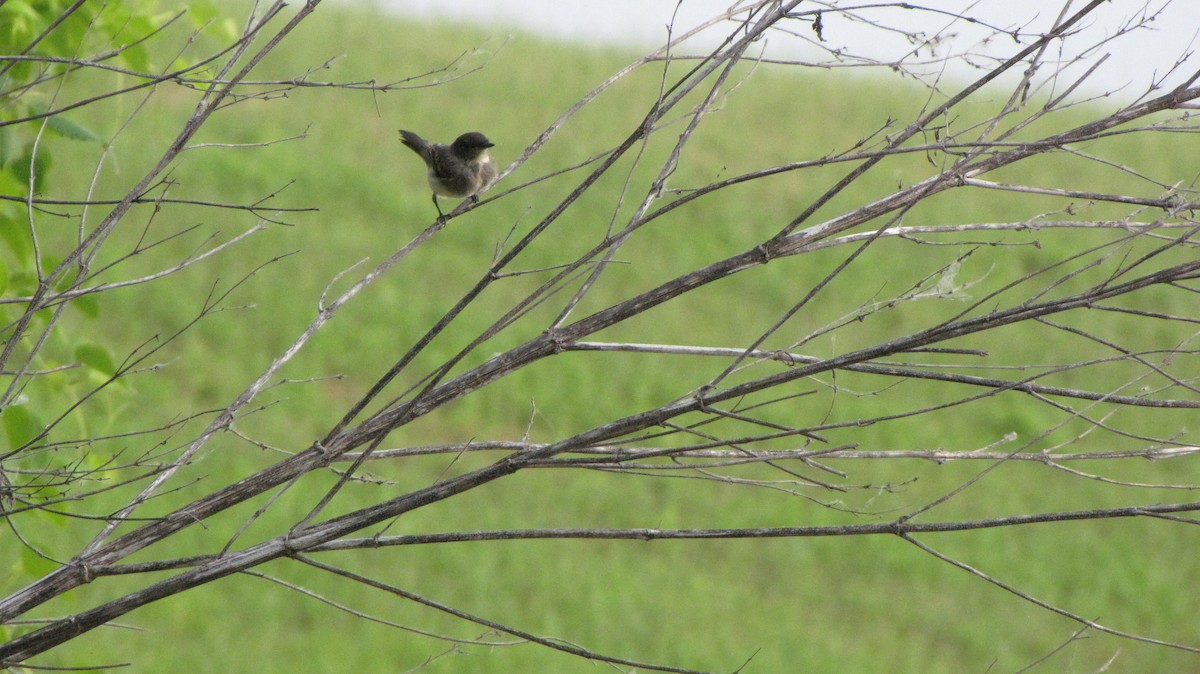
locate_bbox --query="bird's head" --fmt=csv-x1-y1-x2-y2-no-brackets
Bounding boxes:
451,132,495,160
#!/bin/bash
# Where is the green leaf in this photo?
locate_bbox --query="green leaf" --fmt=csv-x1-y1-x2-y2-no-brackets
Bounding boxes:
188,2,240,42
45,114,101,143
0,126,14,167
0,167,30,199
116,16,156,72
73,293,100,319
9,147,52,189
75,342,118,378
40,254,71,291
187,1,220,27
7,270,37,297
1,3,42,51
2,404,44,452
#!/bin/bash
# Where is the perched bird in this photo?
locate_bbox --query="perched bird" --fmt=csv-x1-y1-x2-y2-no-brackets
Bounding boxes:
399,130,497,220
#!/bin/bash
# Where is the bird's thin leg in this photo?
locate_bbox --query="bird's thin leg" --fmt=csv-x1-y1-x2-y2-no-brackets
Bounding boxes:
432,194,446,220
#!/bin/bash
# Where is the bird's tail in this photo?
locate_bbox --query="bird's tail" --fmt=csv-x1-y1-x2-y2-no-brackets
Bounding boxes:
399,130,428,155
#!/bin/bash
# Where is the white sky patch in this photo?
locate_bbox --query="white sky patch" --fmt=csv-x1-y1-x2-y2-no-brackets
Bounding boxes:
373,0,1197,100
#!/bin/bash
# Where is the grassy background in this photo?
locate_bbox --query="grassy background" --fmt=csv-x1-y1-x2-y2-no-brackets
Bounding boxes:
6,2,1200,672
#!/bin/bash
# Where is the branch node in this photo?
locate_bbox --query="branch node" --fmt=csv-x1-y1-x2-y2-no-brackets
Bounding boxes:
544,328,569,353
755,243,773,263
69,560,96,584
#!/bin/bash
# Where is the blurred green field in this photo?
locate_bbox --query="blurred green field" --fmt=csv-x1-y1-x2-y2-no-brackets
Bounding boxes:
5,2,1200,672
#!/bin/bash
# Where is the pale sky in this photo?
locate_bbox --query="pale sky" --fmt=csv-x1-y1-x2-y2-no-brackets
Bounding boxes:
378,0,1197,99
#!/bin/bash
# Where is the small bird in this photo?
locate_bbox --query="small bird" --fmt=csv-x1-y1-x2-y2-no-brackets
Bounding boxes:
399,130,497,220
